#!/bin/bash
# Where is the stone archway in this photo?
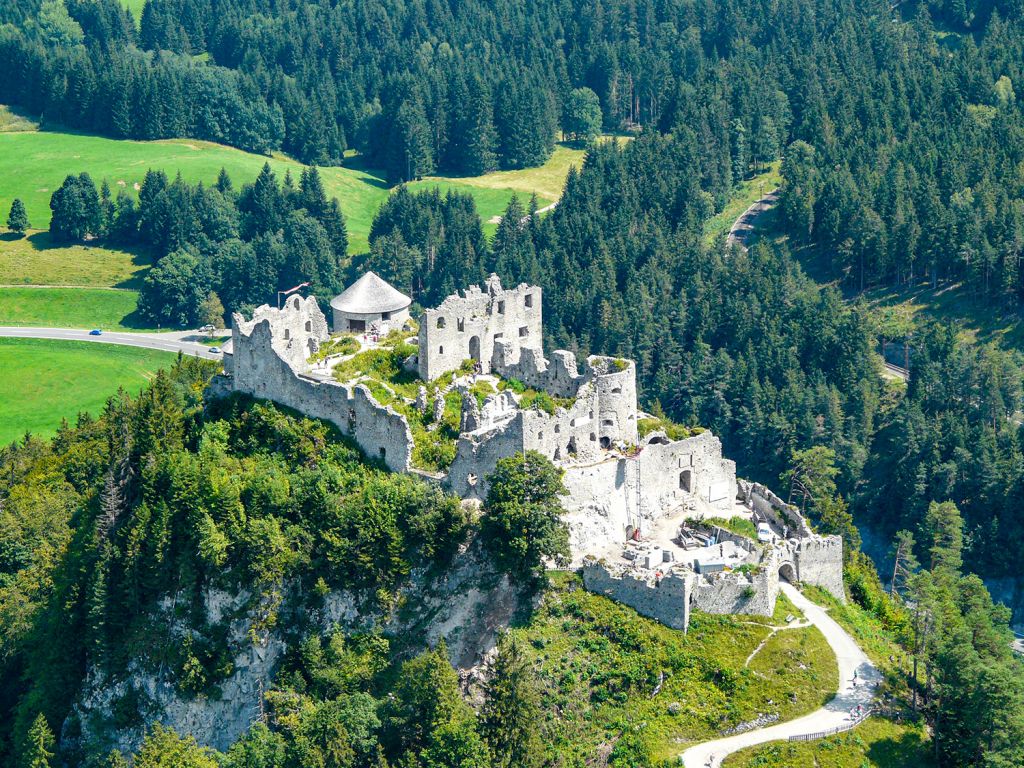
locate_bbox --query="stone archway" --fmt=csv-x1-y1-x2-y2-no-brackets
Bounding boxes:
779,562,798,584
679,469,693,493
468,335,481,362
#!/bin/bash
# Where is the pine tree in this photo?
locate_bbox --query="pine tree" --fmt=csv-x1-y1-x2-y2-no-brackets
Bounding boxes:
889,529,919,598
6,198,29,234
22,713,55,768
49,173,101,242
215,168,233,195
731,119,747,185
241,163,283,238
461,78,498,175
482,635,543,768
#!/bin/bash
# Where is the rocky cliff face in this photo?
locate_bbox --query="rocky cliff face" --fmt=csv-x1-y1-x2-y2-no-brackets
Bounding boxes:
63,543,525,757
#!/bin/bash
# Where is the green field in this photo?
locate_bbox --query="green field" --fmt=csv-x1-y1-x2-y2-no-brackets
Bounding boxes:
0,338,177,444
120,0,147,21
0,231,149,288
0,287,142,329
0,129,582,254
723,718,934,767
0,104,38,133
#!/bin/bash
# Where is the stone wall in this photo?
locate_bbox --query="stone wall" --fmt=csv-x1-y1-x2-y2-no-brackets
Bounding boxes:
226,302,415,473
231,295,330,372
739,479,813,537
418,275,542,380
635,430,737,512
790,536,845,602
558,431,739,558
582,557,693,631
690,565,778,617
447,407,526,499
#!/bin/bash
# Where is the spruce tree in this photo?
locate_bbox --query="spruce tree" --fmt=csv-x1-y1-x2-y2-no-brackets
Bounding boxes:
215,168,233,195
22,713,55,768
6,198,28,234
482,635,543,768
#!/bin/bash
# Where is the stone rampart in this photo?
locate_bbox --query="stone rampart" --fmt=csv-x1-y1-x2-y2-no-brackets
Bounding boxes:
791,535,845,602
636,430,737,512
739,479,813,537
226,305,414,473
582,557,692,631
690,565,778,617
232,295,330,372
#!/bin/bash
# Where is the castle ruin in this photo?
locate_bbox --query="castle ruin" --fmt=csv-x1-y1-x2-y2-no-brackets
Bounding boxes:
216,274,845,631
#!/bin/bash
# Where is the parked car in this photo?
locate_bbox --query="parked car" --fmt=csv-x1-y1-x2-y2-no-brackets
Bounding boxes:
89,329,102,336
757,522,773,543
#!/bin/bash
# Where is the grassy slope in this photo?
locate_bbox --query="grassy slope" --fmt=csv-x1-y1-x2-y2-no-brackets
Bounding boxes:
0,287,143,329
0,231,149,288
860,278,1024,350
703,161,783,247
0,130,580,254
516,574,838,763
0,338,176,444
722,717,934,767
119,0,146,22
0,105,38,133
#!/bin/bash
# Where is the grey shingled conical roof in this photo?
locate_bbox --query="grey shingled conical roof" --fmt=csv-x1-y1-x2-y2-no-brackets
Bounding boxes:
330,271,411,314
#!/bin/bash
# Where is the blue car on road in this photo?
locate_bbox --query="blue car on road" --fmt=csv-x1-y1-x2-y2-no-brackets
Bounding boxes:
89,329,102,336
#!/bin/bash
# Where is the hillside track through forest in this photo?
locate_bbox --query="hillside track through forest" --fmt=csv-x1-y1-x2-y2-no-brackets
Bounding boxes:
680,583,880,768
726,189,780,252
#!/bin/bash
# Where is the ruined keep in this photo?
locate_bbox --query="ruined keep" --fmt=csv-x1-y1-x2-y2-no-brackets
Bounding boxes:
215,274,846,632
418,274,542,381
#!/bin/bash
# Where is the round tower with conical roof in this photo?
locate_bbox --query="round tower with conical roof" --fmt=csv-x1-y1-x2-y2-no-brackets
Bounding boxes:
330,271,412,334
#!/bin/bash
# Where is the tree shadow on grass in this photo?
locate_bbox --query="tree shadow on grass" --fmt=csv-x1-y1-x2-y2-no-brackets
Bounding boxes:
865,726,935,767
117,305,158,331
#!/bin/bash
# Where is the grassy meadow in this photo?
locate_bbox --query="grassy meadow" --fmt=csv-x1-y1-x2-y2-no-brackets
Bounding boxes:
0,338,176,444
515,573,838,763
0,129,582,254
0,231,148,288
0,287,143,329
722,718,934,768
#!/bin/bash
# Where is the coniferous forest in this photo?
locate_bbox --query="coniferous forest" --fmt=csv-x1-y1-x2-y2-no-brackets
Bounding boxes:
3,0,1024,764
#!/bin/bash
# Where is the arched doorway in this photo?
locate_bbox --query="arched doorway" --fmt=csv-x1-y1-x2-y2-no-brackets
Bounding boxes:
468,335,481,361
779,562,798,584
679,469,693,493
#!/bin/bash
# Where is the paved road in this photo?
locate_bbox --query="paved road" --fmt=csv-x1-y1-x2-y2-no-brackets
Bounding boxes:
0,327,224,358
883,361,909,381
727,190,779,252
680,583,879,768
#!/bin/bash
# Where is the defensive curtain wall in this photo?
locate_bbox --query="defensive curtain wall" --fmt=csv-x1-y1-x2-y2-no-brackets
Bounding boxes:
582,483,845,633
557,430,737,556
222,296,415,473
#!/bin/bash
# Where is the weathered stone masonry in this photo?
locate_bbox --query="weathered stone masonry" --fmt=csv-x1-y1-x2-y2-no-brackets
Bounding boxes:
215,274,846,636
418,275,542,381
224,296,414,473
